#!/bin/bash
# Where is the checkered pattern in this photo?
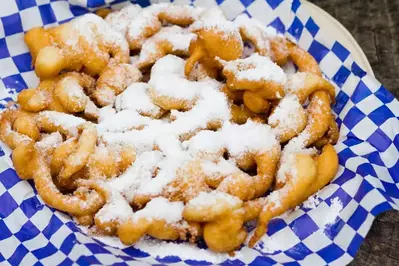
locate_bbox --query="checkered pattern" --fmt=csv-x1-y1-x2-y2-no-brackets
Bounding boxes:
0,0,398,265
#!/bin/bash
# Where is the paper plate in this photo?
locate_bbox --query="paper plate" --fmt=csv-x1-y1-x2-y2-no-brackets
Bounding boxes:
0,1,398,265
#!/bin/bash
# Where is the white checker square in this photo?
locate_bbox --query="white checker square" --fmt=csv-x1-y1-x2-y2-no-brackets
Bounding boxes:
2,208,28,234
300,253,327,266
314,29,335,49
360,189,386,211
23,233,48,251
30,207,54,231
282,208,305,225
0,0,19,17
307,201,331,228
270,252,295,263
339,200,359,222
0,182,5,196
193,0,218,8
341,175,363,197
56,211,73,223
302,230,332,251
362,75,381,93
8,181,36,204
51,1,75,22
5,33,28,57
36,0,51,5
0,20,5,39
95,254,124,265
173,0,192,5
319,52,342,79
247,0,274,25
380,117,399,140
391,197,399,208
40,251,67,265
19,252,39,266
50,225,74,248
0,236,21,258
386,100,399,116
333,224,356,250
345,156,367,172
351,117,378,140
364,175,384,190
20,7,43,31
355,95,383,115
373,165,394,183
68,245,92,261
219,0,245,20
297,29,313,51
21,71,40,88
318,183,340,200
237,247,263,264
350,142,377,156
272,227,301,249
380,144,399,168
0,58,19,78
340,73,360,97
294,5,309,23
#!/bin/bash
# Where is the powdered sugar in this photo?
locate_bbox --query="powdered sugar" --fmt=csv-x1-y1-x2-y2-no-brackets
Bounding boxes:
268,94,303,135
105,4,142,34
133,197,184,223
223,53,287,83
187,190,241,209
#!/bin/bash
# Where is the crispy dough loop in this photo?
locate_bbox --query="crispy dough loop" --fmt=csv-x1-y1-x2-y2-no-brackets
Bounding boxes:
25,14,129,79
94,63,142,106
0,110,38,150
21,142,106,216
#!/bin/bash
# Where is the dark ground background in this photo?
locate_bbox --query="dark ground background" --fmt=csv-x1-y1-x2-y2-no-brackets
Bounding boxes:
310,0,399,265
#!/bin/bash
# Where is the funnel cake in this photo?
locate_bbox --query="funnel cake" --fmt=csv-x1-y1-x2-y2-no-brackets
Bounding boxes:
0,4,341,255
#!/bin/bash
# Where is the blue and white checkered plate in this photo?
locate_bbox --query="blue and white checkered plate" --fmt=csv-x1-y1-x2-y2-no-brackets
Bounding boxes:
0,0,398,265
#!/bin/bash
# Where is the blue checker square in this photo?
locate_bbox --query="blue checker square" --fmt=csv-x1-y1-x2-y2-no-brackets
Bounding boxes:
331,41,350,62
333,91,350,114
87,0,106,8
289,214,318,240
19,196,44,218
0,191,19,218
368,105,395,126
367,128,392,152
86,243,112,254
342,106,366,129
0,38,11,59
283,262,300,266
351,80,372,104
0,219,13,240
12,53,33,73
2,74,28,93
305,17,319,37
287,17,304,40
15,221,41,242
316,243,345,264
327,187,353,208
362,151,385,167
267,218,287,235
371,201,392,216
333,168,356,186
215,0,225,4
266,0,284,9
268,17,285,33
8,244,29,266
39,4,57,25
76,255,102,265
16,0,37,10
0,168,21,189
356,163,377,178
185,259,213,265
307,40,329,63
42,215,63,239
374,86,395,104
351,62,367,78
388,160,399,183
353,179,374,203
249,256,276,266
156,255,182,264
338,147,357,165
332,65,351,87
347,233,364,257
347,205,368,231
239,0,255,7
70,5,90,17
291,0,301,12
1,13,23,36
324,217,346,240
33,242,58,259
60,234,77,255
284,242,312,261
